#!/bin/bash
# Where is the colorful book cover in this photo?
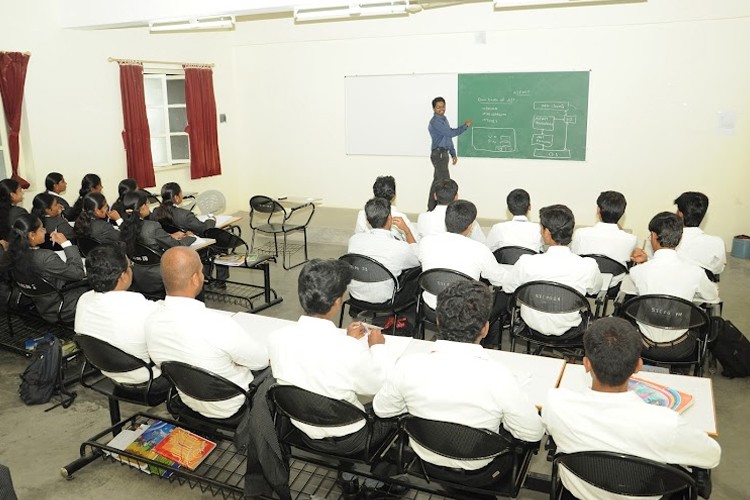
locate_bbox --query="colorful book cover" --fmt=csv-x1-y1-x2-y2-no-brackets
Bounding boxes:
123,420,180,477
153,427,216,470
628,377,694,414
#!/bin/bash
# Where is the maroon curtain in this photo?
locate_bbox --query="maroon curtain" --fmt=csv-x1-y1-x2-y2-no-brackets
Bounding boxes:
118,62,156,188
0,52,31,188
184,66,222,179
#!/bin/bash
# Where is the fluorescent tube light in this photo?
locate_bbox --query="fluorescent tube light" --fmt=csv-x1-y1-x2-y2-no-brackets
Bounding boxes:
295,1,409,23
149,15,235,33
495,0,644,7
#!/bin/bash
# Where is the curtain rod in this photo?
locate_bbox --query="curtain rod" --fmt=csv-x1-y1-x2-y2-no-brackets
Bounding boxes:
107,57,214,68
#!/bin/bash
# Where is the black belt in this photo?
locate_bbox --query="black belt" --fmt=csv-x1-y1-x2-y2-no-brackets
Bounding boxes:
432,147,448,152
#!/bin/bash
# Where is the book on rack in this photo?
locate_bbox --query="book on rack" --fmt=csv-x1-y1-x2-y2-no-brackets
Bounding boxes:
153,427,217,470
214,253,247,266
122,420,181,477
628,377,694,413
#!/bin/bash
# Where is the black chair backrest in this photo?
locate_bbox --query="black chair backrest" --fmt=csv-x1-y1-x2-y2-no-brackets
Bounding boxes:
493,245,538,265
514,280,590,315
131,242,163,266
403,416,510,461
339,254,398,286
418,268,474,298
204,227,248,254
76,236,103,258
161,361,248,403
75,334,150,374
249,195,285,216
580,254,627,277
269,384,366,428
159,221,183,234
555,451,695,498
619,294,707,331
13,271,59,298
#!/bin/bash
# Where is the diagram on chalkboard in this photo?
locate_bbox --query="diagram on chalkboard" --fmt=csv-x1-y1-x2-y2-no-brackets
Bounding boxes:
471,127,517,153
531,101,577,159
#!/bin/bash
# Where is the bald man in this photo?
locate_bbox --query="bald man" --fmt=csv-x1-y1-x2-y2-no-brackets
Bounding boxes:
145,247,269,419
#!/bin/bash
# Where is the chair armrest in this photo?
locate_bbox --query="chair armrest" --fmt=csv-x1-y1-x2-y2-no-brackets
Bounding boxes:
545,435,557,462
707,317,724,345
284,203,316,228
691,467,712,499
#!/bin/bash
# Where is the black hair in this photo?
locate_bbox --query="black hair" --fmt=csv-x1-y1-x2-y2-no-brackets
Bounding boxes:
0,178,21,240
445,199,477,234
584,317,642,387
9,214,43,267
119,190,148,256
118,178,138,198
432,97,446,109
74,192,108,238
539,204,575,246
648,211,683,249
45,172,64,192
506,189,530,216
298,259,353,316
85,244,129,293
674,192,709,228
432,179,459,206
31,193,57,219
597,191,627,224
364,197,391,229
372,176,396,201
70,173,102,220
153,182,181,224
436,281,492,344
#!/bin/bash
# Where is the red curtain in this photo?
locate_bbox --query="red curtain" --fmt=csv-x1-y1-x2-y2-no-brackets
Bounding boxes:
0,52,31,188
118,62,156,188
184,66,222,179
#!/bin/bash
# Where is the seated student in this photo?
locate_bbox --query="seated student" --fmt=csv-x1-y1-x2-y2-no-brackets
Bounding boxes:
347,197,420,306
74,192,123,245
419,200,506,311
628,212,718,361
9,214,87,323
32,193,76,243
120,190,195,295
502,205,602,337
0,179,29,234
374,281,544,484
111,178,137,216
570,190,637,283
152,182,216,235
268,259,395,455
542,317,721,500
67,173,104,221
417,179,486,243
74,244,166,388
354,175,418,242
146,247,268,419
45,172,72,220
674,192,726,276
485,188,543,253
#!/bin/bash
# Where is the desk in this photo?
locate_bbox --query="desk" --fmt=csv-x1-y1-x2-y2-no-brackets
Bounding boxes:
276,196,322,208
189,237,216,251
558,364,717,436
401,339,566,408
197,214,241,229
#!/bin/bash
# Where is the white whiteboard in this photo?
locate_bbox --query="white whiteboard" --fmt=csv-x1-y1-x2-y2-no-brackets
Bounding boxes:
345,73,457,157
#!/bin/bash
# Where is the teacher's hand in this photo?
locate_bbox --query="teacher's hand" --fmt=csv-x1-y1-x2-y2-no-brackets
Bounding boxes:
452,156,458,165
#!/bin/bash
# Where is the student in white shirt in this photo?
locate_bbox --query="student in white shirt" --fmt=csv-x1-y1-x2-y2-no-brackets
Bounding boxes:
502,205,602,337
570,191,637,283
543,317,720,500
374,281,544,486
74,244,163,389
674,191,726,276
347,197,421,306
146,247,269,419
417,179,485,243
354,175,418,242
628,212,719,361
485,188,543,252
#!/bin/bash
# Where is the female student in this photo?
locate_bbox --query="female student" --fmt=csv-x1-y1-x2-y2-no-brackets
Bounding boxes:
152,182,215,236
68,173,104,221
111,178,137,216
44,172,72,219
0,179,29,241
32,193,76,242
74,192,123,244
9,214,87,323
120,190,195,294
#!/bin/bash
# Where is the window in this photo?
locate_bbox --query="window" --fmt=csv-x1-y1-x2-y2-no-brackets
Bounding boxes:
144,73,190,167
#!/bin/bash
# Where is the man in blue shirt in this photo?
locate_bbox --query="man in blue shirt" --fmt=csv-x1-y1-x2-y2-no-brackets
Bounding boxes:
427,96,471,210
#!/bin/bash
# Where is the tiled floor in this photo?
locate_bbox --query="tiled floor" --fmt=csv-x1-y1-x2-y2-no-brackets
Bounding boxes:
0,236,748,499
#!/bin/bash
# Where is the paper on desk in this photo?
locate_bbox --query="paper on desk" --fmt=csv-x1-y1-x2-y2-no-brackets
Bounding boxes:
197,214,235,227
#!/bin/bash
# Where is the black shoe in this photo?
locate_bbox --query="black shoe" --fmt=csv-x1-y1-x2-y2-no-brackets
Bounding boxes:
359,483,409,500
336,472,360,500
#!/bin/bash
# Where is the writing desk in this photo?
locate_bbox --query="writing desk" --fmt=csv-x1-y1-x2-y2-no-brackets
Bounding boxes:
558,364,717,436
197,214,241,229
276,196,322,208
189,237,216,252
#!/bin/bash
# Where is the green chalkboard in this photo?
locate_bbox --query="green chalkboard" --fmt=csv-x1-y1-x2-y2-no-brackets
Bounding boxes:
457,72,589,161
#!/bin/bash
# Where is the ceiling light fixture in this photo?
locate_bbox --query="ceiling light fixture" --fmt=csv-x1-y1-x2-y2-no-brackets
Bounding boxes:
149,15,236,33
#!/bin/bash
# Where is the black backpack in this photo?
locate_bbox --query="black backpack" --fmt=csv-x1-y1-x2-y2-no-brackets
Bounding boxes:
19,338,62,404
709,319,750,378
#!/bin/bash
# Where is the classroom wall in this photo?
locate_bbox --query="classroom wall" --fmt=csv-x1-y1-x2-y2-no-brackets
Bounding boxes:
227,1,750,246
